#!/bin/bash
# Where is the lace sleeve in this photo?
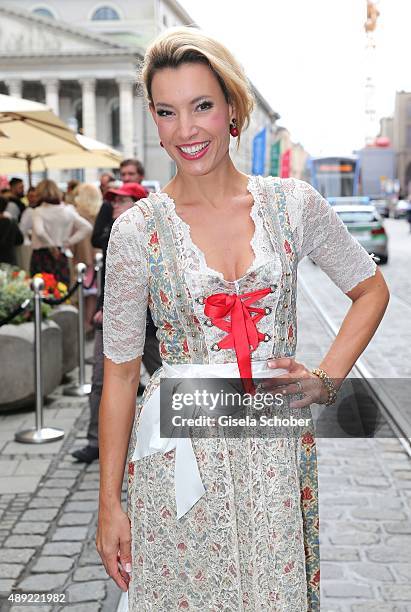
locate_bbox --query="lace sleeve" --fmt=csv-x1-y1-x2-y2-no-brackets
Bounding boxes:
103,207,149,363
282,178,378,293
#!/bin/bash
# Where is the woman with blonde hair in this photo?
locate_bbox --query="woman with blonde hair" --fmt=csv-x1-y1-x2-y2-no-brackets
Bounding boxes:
73,183,103,333
97,27,389,610
30,179,92,286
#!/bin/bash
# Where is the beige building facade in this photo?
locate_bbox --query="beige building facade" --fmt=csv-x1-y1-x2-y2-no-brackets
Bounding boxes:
0,1,283,186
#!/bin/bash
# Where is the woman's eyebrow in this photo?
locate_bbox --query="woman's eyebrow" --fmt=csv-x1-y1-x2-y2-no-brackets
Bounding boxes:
155,95,213,108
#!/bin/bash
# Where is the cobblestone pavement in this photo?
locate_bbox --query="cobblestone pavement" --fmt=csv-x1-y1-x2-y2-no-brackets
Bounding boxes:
0,339,125,612
296,267,411,611
298,217,411,378
379,218,411,306
298,217,411,447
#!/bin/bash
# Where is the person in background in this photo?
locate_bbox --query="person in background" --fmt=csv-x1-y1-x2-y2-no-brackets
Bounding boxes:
73,183,103,334
0,196,24,264
26,186,37,207
93,159,143,238
99,172,116,197
71,159,161,465
0,188,12,200
6,178,26,222
91,160,145,249
64,179,81,207
16,186,38,273
119,159,161,378
71,182,147,464
30,179,92,285
119,158,145,183
19,186,39,243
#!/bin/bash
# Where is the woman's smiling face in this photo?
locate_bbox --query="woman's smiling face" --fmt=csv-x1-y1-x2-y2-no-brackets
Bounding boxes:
149,62,233,177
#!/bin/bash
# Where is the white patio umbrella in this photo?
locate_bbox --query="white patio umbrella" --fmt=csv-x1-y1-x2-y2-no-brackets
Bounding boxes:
0,94,86,184
0,133,123,175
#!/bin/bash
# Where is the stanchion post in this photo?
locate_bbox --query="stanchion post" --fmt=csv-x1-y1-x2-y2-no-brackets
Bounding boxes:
95,252,103,298
33,276,44,430
15,277,64,444
64,263,91,396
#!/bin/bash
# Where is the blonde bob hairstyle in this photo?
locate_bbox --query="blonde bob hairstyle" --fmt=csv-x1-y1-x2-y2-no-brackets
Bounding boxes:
74,183,103,221
140,26,255,145
35,179,62,205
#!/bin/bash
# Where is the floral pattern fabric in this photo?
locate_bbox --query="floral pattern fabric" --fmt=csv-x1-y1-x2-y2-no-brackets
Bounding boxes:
104,176,377,611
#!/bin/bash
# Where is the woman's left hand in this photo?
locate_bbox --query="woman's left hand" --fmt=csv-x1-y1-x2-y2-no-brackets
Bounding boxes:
263,357,328,409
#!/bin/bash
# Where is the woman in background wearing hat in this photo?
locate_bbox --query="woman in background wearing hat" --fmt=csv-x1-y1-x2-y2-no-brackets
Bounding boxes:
97,27,389,610
94,182,150,311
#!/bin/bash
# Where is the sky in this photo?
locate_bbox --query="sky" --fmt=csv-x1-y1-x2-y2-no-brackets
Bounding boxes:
179,0,407,157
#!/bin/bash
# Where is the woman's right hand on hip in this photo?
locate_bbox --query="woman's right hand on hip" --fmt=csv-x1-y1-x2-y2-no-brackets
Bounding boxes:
96,505,132,592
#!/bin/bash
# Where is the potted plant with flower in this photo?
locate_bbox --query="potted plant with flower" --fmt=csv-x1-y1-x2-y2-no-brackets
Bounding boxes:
0,264,63,411
33,273,80,375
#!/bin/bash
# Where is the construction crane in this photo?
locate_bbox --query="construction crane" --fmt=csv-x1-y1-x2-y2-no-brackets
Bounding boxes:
364,1,380,145
365,0,380,33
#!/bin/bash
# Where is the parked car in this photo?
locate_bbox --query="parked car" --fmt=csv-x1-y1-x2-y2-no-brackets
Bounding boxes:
333,204,388,264
141,180,161,193
327,196,371,206
391,199,411,219
369,198,390,218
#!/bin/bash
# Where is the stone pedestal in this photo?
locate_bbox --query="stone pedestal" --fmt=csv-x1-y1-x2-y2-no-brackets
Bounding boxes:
0,321,63,411
49,305,79,375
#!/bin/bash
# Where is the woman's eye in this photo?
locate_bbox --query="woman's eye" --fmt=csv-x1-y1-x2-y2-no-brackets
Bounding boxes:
197,101,213,111
157,109,172,117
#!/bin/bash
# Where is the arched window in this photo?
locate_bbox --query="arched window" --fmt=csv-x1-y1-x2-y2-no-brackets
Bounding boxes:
32,7,55,19
91,6,120,21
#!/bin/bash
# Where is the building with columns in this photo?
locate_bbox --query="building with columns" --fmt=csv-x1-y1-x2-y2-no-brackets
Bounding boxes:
0,1,280,185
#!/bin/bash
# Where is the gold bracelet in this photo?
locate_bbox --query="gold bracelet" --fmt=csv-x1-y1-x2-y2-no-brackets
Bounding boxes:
311,368,338,406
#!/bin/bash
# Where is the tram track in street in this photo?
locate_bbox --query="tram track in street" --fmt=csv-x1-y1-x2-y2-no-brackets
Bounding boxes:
299,275,411,459
390,291,411,312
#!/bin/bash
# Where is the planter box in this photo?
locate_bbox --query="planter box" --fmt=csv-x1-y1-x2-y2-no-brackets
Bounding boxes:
49,305,79,375
0,320,63,411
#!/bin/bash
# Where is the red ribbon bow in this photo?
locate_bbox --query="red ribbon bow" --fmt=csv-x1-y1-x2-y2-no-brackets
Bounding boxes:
203,287,272,393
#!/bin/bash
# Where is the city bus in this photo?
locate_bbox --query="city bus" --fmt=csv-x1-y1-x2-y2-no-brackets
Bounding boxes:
306,155,361,198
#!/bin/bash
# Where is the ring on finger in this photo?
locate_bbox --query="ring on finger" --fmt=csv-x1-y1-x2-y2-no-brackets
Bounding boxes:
296,381,303,393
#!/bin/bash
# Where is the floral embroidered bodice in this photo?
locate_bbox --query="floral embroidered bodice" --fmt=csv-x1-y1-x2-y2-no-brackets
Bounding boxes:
103,176,377,368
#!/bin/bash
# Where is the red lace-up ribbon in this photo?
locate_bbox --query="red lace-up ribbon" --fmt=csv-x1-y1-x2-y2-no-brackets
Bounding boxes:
203,287,272,393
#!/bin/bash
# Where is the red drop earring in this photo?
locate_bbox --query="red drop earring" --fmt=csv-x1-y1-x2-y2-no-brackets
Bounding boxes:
230,119,239,137
160,141,164,147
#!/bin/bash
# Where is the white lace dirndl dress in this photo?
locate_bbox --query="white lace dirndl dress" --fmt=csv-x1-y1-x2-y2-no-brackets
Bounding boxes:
103,176,377,611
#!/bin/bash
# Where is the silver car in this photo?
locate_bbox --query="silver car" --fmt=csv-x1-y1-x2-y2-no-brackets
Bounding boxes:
333,204,389,264
392,199,411,219
370,198,390,218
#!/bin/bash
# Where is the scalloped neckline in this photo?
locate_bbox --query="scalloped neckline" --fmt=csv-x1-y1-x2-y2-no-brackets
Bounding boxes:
151,175,262,284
